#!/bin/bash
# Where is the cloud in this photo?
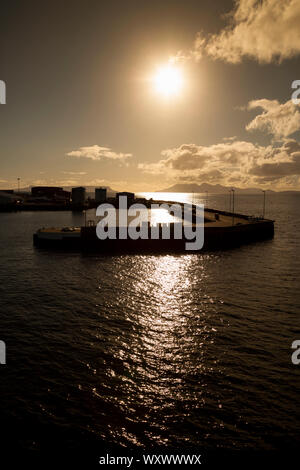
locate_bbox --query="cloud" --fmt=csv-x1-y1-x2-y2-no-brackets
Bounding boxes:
162,141,265,170
139,139,300,188
139,140,270,181
61,171,87,175
223,136,237,142
246,99,300,139
170,33,207,63
138,162,166,175
66,145,132,161
175,0,300,64
139,97,300,188
250,139,300,177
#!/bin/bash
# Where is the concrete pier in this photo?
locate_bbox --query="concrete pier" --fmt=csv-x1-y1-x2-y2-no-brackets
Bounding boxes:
33,206,274,253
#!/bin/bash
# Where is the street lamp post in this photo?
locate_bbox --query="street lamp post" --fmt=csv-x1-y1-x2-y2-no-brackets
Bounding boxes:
17,177,20,193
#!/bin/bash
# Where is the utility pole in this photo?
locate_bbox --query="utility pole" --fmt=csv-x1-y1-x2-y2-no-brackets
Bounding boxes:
229,189,232,212
17,177,20,193
206,191,208,208
262,190,266,219
232,189,235,225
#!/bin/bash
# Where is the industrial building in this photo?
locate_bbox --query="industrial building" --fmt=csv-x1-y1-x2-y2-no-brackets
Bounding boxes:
0,191,19,205
71,187,86,205
95,187,107,203
1,190,14,194
31,186,71,203
0,191,23,210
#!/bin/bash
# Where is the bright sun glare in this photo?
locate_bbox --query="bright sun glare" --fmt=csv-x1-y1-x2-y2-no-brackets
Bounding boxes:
153,65,183,97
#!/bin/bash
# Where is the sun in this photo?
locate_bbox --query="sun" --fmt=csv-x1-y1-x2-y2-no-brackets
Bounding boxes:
153,65,183,97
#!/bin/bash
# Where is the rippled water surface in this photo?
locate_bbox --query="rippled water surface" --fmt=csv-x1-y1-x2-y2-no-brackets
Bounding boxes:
0,193,300,459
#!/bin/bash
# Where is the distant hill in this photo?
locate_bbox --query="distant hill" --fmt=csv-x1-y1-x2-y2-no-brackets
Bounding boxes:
158,183,275,194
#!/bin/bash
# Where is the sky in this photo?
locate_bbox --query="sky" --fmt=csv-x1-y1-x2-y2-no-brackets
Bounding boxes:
1,0,300,192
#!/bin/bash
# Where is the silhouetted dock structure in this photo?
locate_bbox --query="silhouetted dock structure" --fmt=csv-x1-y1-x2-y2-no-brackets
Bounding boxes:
33,205,274,253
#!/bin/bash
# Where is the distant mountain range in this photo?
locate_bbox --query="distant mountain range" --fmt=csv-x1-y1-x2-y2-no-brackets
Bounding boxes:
158,183,276,194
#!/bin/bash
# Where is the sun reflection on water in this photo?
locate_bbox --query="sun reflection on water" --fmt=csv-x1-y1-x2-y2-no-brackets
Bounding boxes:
90,253,222,447
127,256,219,410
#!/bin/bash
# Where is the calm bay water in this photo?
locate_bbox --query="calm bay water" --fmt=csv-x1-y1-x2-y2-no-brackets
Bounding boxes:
0,192,300,463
